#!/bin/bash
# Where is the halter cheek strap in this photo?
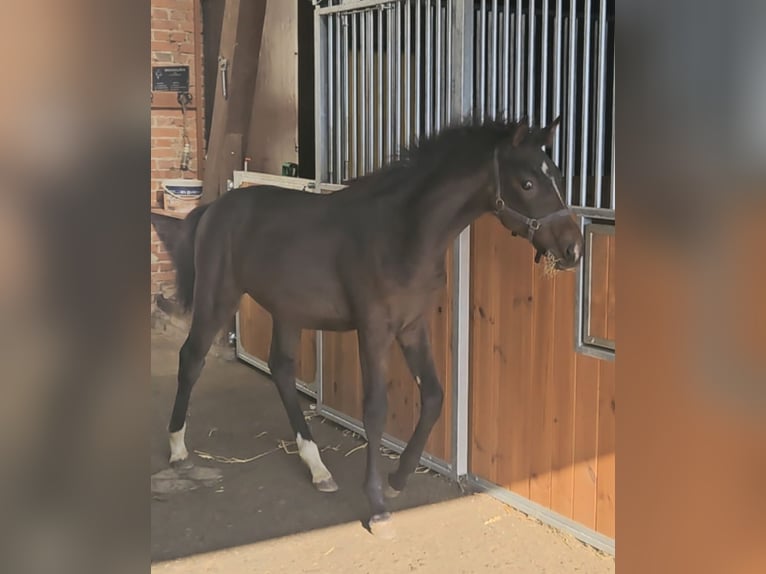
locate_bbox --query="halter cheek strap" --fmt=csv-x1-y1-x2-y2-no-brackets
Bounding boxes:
492,147,571,242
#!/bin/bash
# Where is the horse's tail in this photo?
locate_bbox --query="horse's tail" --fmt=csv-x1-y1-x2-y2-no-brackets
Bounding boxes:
171,203,211,312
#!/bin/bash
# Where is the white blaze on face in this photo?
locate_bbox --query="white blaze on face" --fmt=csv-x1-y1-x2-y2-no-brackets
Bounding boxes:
169,423,188,463
541,159,565,204
296,433,333,484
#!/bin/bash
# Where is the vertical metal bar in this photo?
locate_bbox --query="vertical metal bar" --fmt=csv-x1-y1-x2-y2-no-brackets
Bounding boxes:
489,1,497,119
314,11,328,185
478,0,486,122
351,12,358,178
435,0,443,130
514,0,522,119
540,0,549,128
503,0,510,120
415,0,421,139
610,56,615,209
446,0,452,124
404,0,411,146
594,0,607,208
334,14,342,183
367,9,374,173
359,13,367,176
553,0,562,163
450,0,474,481
378,6,384,168
395,1,402,156
426,0,433,135
327,15,335,183
527,0,535,122
579,0,591,207
566,1,576,204
387,6,393,161
342,14,350,180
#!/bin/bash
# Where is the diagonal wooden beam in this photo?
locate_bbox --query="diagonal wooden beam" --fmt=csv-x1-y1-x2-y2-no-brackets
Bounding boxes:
202,0,267,202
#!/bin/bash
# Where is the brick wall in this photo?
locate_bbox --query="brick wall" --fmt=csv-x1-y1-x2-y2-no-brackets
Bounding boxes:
151,0,203,298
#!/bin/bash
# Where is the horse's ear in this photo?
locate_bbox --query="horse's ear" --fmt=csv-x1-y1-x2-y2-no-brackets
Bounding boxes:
511,118,529,147
542,116,562,147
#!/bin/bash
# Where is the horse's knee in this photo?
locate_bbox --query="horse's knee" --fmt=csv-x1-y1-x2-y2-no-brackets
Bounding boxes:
421,379,444,412
268,353,295,383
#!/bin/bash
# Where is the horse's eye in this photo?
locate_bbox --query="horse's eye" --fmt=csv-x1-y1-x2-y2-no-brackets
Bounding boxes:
522,180,533,190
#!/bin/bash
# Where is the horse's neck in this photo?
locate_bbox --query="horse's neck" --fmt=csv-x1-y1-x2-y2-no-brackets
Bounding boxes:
410,168,491,261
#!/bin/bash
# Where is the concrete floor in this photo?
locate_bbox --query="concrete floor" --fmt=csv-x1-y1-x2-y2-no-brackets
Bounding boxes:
151,328,614,573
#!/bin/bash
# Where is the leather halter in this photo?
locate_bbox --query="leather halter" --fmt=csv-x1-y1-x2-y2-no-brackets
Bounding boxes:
491,146,571,242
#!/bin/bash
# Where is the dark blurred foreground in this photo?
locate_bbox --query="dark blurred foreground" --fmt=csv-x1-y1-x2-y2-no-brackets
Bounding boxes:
0,1,763,572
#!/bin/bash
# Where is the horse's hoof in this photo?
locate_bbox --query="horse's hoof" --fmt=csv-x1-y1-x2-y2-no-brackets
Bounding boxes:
384,484,401,498
170,458,194,471
368,513,396,540
314,477,339,493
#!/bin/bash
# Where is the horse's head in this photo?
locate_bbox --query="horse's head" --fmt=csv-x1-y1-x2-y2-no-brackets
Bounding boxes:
491,117,583,270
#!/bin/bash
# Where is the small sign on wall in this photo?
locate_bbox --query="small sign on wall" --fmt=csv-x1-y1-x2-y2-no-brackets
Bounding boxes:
152,66,190,92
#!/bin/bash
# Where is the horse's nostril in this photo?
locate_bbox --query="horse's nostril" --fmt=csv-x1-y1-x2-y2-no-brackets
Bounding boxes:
566,242,580,261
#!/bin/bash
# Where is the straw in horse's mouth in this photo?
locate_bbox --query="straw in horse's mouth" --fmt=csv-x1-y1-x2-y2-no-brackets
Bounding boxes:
542,252,560,276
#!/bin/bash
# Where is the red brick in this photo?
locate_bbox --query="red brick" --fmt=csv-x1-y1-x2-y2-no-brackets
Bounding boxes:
158,262,176,272
153,271,176,282
152,41,178,53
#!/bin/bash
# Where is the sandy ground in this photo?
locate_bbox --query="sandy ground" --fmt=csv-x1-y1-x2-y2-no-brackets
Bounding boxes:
151,328,614,573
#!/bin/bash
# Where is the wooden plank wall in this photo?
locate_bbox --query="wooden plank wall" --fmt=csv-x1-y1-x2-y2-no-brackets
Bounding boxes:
238,296,317,386
469,214,615,538
321,248,454,463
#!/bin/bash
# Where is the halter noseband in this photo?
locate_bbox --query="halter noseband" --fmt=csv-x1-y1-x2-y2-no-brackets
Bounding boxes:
492,147,571,242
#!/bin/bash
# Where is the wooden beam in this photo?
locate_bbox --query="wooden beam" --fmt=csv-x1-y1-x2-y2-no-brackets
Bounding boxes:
202,0,267,203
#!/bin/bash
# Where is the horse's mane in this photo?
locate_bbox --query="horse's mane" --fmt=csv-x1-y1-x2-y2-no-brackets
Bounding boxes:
338,118,546,198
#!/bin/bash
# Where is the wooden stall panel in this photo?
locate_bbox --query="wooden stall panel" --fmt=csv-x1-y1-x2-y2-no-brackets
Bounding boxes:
321,249,454,463
238,295,317,385
469,215,615,537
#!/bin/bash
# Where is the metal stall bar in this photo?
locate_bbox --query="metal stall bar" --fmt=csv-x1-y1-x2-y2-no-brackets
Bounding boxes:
610,57,615,209
502,0,510,120
527,0,535,121
334,14,343,182
387,5,394,160
404,0,411,145
565,0,576,204
425,0,433,135
478,0,486,121
342,15,350,180
540,0,549,127
513,0,524,120
378,6,384,168
593,0,607,208
444,0,452,125
489,0,497,119
314,5,329,188
395,0,402,156
552,0,562,162
579,0,591,207
436,0,443,129
450,0,474,480
367,9,374,173
350,13,358,178
415,0,421,139
359,12,367,175
328,15,335,182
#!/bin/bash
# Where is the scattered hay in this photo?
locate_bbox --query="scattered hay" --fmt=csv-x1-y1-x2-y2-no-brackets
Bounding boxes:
194,447,281,464
344,443,367,457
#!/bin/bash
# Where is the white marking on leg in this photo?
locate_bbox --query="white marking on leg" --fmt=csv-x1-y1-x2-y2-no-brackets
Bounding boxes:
415,376,421,387
296,433,333,484
169,423,189,463
542,160,565,204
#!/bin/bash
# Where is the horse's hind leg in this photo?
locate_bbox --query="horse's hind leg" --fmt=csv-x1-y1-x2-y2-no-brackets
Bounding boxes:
386,318,444,496
268,319,337,492
167,280,241,467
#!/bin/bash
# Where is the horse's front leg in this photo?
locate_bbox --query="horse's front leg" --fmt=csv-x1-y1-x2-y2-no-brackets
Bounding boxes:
386,318,444,496
356,324,395,538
